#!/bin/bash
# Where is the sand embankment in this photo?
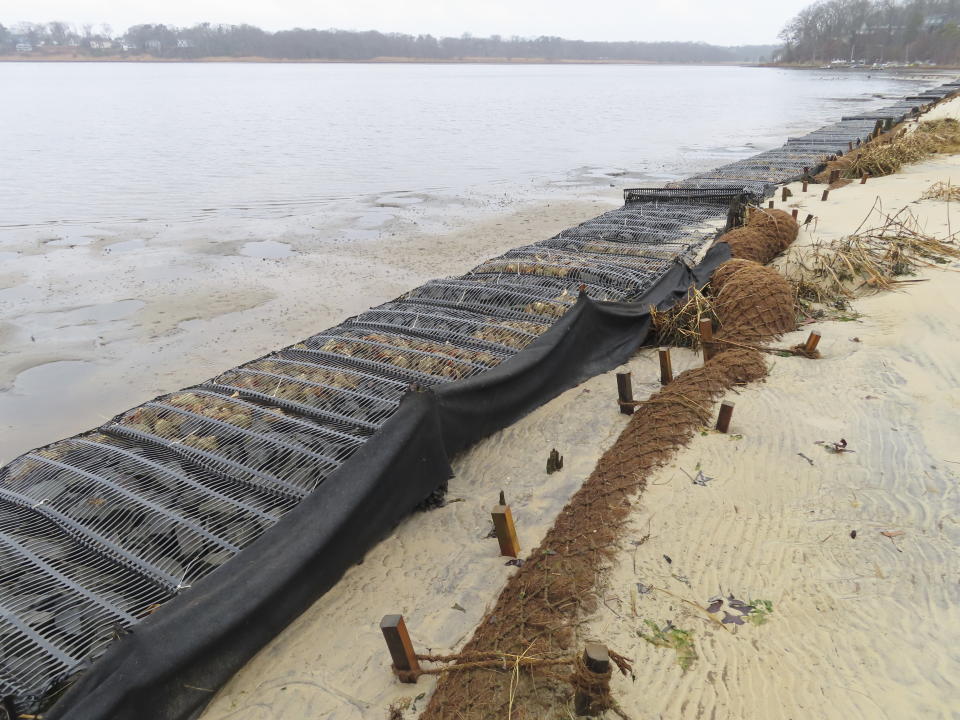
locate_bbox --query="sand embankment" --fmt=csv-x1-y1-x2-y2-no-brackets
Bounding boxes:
581,154,960,718
200,107,959,718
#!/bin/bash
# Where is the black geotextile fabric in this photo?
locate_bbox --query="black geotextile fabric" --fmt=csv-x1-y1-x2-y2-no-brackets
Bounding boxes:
46,243,729,720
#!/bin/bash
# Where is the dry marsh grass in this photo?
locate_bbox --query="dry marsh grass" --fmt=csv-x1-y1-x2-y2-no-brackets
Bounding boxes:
781,200,960,315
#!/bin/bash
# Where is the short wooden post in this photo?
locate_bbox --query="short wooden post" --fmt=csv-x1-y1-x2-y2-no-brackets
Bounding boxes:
804,331,821,353
380,614,420,682
658,347,673,385
574,644,611,716
616,372,634,415
802,179,808,192
860,174,868,184
781,187,788,201
491,503,521,558
791,208,799,220
804,213,814,225
715,401,735,433
768,200,774,209
700,318,715,363
821,189,830,201
848,141,853,151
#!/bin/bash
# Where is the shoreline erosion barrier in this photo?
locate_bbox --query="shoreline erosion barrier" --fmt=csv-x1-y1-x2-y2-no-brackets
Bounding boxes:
1,78,956,720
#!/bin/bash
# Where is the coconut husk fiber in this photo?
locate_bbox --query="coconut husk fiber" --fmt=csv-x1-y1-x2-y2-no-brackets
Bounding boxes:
713,260,796,343
717,226,783,265
747,207,799,248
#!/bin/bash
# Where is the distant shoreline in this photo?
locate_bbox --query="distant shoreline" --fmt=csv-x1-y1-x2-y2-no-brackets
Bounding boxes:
0,54,759,66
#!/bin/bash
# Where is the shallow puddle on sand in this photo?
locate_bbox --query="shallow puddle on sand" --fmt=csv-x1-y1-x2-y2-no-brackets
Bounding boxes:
239,240,295,259
0,360,101,462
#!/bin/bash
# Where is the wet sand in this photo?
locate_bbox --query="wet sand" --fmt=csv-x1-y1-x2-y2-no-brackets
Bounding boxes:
0,185,619,463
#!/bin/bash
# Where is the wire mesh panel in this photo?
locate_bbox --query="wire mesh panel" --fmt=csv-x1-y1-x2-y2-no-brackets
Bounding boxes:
399,278,580,321
294,328,502,382
106,391,363,500
205,356,407,431
346,303,550,353
0,499,170,709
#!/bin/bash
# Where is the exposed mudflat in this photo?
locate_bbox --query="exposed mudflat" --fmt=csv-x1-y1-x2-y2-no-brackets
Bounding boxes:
0,184,619,463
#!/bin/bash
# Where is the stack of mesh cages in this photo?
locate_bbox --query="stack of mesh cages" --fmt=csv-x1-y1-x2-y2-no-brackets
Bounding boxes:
1,78,958,714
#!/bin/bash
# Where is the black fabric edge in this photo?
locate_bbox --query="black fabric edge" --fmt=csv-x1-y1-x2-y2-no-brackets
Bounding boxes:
47,242,729,720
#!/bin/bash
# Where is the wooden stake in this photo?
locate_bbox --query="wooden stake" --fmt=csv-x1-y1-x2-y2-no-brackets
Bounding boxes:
715,401,735,433
574,644,611,716
658,347,673,385
781,187,788,201
491,503,521,558
804,213,814,225
768,200,774,209
860,174,868,184
380,614,420,682
700,318,715,363
616,372,634,415
821,189,830,201
802,179,808,192
804,331,821,353
791,208,799,220
829,169,839,184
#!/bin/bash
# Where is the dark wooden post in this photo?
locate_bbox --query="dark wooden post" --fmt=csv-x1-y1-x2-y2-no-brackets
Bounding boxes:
821,189,830,201
860,174,868,184
767,200,774,209
829,169,839,184
804,213,814,225
791,208,799,220
381,614,420,682
781,187,788,202
574,644,611,716
616,372,634,415
802,179,809,192
700,318,715,363
716,401,735,433
804,331,822,353
658,347,673,385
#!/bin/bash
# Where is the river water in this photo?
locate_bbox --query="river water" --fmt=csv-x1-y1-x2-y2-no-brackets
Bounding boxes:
0,63,954,462
0,63,943,230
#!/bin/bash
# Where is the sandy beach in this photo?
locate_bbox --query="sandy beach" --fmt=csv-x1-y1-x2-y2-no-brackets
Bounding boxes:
197,104,960,719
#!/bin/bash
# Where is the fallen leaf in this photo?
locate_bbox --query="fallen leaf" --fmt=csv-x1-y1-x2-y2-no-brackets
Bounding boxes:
880,530,904,538
721,611,746,625
706,598,723,614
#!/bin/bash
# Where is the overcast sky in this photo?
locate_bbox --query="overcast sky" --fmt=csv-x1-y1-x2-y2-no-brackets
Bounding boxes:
3,0,810,45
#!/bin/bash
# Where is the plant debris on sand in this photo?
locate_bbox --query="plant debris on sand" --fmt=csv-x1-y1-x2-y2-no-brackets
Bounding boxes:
781,200,960,317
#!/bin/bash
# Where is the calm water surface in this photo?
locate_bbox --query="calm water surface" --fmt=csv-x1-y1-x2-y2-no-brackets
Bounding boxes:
0,63,943,230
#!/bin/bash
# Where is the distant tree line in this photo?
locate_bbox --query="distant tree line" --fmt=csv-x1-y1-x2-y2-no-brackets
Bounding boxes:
0,21,776,62
778,0,960,64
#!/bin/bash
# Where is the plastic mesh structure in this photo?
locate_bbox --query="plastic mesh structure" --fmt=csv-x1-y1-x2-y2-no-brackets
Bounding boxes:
1,77,958,713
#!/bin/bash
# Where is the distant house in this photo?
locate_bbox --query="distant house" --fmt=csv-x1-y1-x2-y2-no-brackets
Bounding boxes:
120,41,137,52
144,40,162,52
15,42,32,53
89,40,113,50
